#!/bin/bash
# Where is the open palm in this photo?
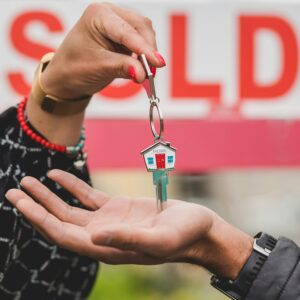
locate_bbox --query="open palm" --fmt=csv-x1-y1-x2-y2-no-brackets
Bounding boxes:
6,169,214,265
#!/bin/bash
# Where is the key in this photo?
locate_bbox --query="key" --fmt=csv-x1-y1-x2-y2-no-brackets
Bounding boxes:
153,170,169,211
141,140,176,212
139,54,176,212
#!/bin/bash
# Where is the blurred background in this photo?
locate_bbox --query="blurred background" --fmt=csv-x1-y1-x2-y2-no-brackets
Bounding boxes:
2,0,300,299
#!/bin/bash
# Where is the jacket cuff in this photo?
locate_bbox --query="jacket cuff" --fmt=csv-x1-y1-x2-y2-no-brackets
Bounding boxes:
245,237,300,300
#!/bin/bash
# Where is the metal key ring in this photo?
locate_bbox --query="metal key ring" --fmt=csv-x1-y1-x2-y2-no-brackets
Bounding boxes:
149,99,164,140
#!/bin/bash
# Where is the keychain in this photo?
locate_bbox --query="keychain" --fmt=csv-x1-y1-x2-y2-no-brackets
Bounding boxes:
140,54,176,212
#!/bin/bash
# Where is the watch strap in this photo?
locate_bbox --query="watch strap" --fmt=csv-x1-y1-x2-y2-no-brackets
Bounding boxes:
211,232,277,300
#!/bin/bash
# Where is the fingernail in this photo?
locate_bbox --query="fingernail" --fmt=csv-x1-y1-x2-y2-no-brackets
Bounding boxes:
5,190,14,199
20,176,33,186
20,177,26,185
150,66,157,78
46,170,54,177
153,51,166,66
128,66,136,80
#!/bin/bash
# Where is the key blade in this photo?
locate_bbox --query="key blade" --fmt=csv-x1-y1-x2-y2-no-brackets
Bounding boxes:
156,180,164,212
154,171,168,213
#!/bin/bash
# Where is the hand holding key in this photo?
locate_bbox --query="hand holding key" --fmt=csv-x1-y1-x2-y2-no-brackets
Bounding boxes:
40,3,166,101
140,54,176,211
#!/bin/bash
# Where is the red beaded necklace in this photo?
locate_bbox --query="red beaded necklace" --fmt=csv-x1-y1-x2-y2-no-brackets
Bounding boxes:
17,97,85,154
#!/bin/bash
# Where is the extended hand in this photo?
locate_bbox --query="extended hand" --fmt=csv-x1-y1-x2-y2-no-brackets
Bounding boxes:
6,170,253,278
6,170,215,265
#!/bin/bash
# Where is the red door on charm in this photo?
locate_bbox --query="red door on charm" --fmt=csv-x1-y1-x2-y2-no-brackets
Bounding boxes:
155,154,166,169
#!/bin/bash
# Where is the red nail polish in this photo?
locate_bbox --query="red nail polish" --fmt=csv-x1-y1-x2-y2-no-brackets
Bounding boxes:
153,51,166,66
128,66,136,80
150,66,157,77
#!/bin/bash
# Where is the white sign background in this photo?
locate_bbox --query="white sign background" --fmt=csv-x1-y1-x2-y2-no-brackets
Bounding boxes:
0,0,300,120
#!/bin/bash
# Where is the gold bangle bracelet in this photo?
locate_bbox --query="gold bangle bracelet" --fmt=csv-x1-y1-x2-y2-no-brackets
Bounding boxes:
29,52,91,116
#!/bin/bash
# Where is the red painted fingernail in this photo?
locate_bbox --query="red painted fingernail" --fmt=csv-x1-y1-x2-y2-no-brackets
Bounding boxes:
153,51,166,66
128,66,136,80
150,66,157,78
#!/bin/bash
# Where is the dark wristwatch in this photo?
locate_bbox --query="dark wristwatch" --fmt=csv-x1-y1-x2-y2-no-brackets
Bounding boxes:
211,232,277,300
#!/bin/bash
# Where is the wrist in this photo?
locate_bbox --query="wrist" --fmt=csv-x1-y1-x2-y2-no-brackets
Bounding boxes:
40,58,85,100
183,214,253,280
29,52,91,117
26,95,84,145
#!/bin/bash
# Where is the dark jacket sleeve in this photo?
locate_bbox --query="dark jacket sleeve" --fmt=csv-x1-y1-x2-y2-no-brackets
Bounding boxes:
245,237,300,300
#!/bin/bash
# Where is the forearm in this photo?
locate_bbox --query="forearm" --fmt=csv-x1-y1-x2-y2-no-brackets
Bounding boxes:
26,63,85,146
26,97,84,146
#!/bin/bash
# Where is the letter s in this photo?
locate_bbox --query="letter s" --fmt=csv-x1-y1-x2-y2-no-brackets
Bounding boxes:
7,11,64,96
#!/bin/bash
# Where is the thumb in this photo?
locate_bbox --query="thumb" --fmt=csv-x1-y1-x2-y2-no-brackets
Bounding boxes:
103,51,146,83
91,224,179,258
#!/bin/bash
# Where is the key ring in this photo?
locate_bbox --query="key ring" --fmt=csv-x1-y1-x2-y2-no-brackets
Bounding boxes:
140,54,157,100
140,54,164,141
149,99,164,140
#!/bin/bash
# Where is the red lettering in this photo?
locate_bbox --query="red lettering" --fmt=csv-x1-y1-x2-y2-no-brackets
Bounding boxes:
171,15,221,101
8,11,64,96
240,15,298,99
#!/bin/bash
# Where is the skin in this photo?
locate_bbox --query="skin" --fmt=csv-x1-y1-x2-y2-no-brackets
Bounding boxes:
6,170,253,279
26,2,164,146
6,2,253,281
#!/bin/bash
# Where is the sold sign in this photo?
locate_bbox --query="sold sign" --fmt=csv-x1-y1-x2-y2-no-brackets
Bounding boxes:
3,2,300,119
1,0,300,170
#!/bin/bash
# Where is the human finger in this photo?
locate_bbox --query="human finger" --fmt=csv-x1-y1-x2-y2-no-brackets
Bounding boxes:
106,3,158,50
6,194,94,256
92,49,148,83
88,4,164,67
91,224,182,258
20,176,92,226
47,169,109,209
6,194,161,264
106,4,159,77
6,190,162,264
5,188,35,208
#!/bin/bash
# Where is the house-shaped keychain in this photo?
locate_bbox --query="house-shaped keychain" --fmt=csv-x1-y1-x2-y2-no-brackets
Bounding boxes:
141,141,176,171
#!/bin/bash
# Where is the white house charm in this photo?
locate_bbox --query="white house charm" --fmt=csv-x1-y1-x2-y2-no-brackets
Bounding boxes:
141,141,176,211
141,141,176,171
